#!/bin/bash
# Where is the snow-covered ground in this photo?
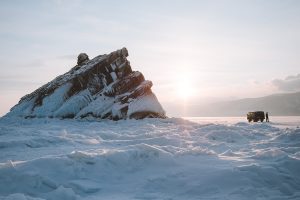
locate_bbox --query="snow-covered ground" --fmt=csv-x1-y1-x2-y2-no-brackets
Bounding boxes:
185,116,300,129
0,117,300,200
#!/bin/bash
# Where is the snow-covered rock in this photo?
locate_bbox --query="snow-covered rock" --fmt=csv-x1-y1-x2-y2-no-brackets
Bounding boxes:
6,48,166,120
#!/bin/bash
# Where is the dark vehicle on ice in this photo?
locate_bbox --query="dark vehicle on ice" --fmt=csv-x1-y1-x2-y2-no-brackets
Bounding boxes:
247,111,265,122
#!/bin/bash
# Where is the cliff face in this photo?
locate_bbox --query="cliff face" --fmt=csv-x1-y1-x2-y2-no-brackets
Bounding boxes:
7,48,166,120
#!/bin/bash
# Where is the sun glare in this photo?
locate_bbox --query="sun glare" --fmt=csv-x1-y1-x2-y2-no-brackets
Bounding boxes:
176,78,195,100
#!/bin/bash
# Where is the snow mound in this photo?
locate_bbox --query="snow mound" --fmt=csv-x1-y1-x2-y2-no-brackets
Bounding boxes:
128,93,165,119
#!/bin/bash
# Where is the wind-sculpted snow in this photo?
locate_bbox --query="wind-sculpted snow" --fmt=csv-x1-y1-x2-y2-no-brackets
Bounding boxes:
0,117,300,199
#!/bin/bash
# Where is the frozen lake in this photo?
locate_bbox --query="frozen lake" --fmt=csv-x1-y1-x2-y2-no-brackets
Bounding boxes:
0,116,300,199
185,116,300,128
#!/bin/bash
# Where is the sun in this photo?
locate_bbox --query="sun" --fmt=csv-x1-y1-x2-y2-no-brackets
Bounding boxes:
176,79,195,100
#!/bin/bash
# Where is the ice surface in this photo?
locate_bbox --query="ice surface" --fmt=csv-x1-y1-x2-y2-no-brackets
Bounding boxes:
54,89,92,118
32,83,72,117
0,117,300,199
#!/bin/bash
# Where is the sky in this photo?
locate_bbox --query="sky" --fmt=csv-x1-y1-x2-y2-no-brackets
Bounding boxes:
0,0,300,117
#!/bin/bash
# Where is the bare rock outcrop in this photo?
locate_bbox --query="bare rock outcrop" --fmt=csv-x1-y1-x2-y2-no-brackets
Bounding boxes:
77,53,89,65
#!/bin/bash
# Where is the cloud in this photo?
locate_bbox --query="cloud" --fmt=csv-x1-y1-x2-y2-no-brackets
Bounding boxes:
272,74,300,92
0,74,43,91
56,54,77,60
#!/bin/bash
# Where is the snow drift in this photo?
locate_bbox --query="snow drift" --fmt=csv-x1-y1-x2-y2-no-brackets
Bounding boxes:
6,48,165,120
0,117,300,199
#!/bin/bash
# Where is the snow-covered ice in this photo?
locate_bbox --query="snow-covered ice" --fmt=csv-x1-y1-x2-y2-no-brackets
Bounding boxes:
0,117,300,199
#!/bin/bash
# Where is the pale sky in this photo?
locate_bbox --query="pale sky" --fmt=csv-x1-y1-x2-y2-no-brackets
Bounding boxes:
1,0,300,117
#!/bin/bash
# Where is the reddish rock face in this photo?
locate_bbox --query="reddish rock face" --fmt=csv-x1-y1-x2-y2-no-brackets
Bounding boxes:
7,48,166,120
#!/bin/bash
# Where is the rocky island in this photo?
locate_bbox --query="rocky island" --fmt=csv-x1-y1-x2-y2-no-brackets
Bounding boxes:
6,48,166,120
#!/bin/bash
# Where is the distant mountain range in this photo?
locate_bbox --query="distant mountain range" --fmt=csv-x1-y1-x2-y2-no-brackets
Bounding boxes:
187,91,300,117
